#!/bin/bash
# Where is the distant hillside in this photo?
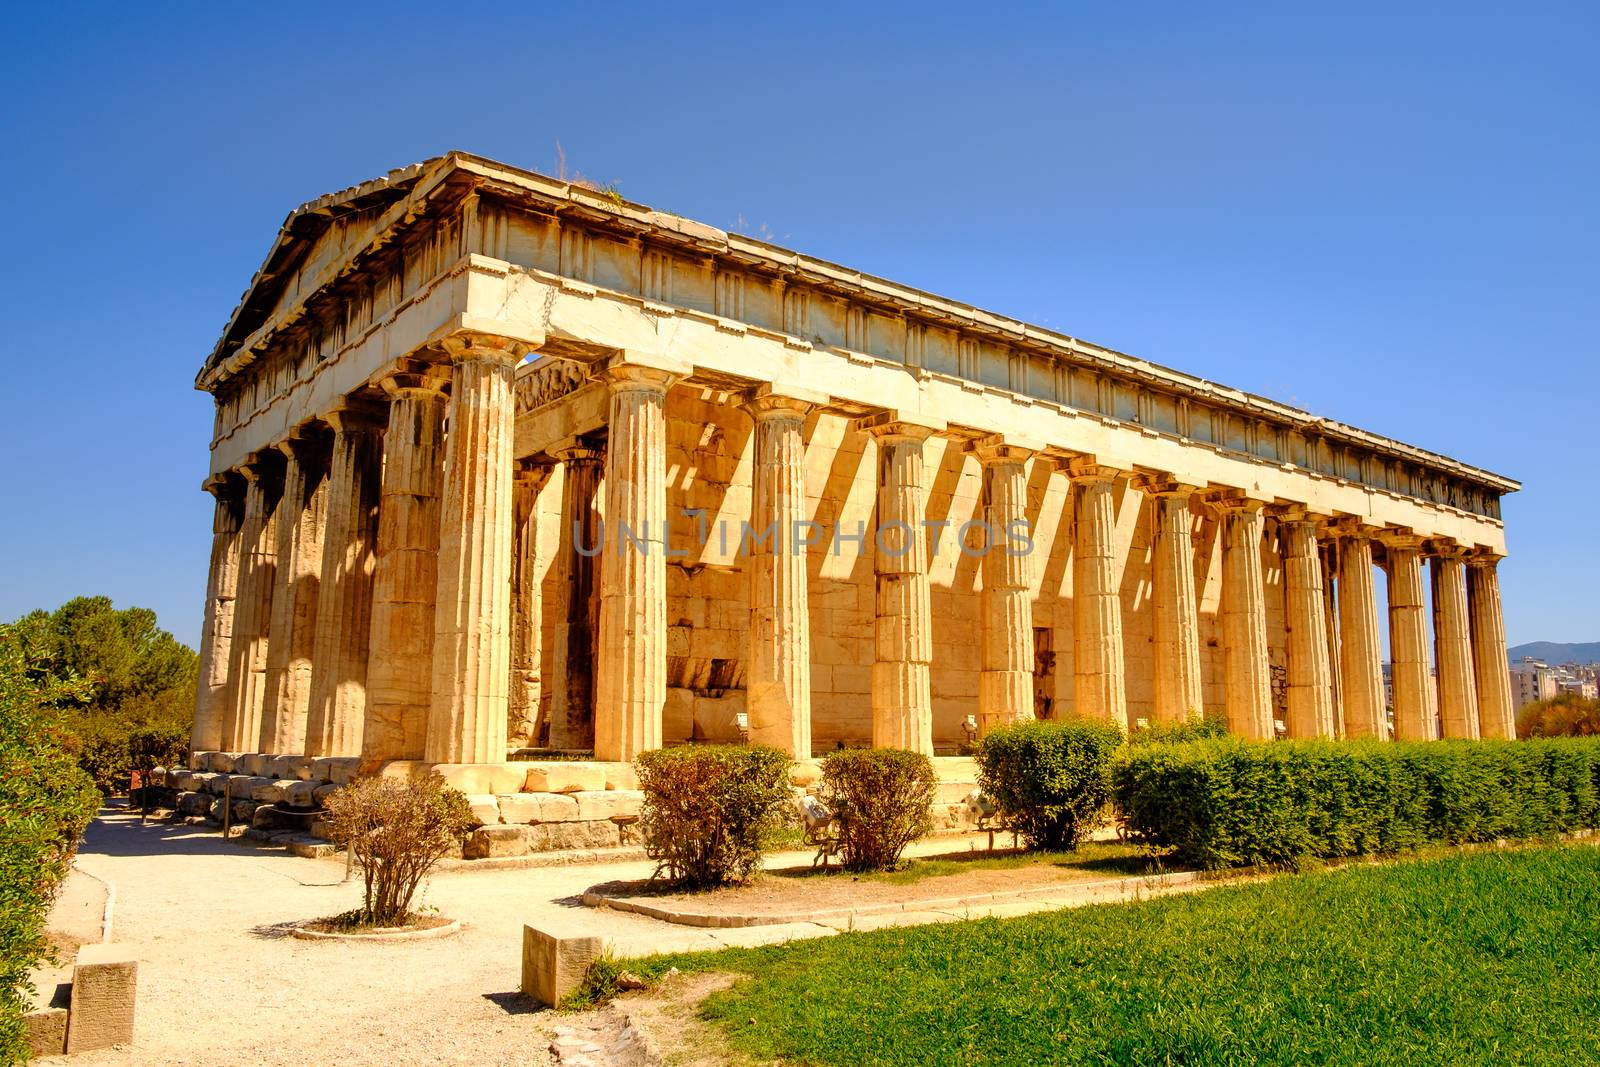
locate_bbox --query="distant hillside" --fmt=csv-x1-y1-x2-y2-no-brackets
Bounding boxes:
1509,641,1600,664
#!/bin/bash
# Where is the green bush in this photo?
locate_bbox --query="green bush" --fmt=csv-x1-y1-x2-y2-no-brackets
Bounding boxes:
1128,711,1231,745
0,625,100,1063
976,718,1124,850
321,774,476,926
819,748,937,872
635,745,792,889
1113,737,1600,869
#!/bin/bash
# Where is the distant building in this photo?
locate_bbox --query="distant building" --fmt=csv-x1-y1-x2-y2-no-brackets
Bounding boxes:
1509,658,1559,707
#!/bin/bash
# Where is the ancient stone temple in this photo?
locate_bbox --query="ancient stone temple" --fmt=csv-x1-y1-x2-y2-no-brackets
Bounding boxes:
187,152,1518,811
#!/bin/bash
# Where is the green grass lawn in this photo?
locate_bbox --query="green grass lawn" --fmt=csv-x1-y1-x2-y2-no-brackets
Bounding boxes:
639,844,1600,1065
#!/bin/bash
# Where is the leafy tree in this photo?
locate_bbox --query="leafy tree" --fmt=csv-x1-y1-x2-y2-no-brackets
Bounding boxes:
1518,692,1600,738
0,624,100,1063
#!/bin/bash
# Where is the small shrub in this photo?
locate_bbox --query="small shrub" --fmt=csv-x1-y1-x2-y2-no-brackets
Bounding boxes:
635,745,792,889
1113,737,1600,869
1129,712,1231,745
1518,693,1600,738
819,748,937,872
976,718,1125,851
560,952,628,1010
321,774,475,926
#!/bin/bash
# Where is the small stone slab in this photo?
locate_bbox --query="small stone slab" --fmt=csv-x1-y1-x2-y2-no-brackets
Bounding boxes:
521,763,607,794
24,1007,67,1058
522,925,605,1008
66,944,137,1053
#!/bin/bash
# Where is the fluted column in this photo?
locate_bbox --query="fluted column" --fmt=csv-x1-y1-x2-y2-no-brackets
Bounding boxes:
595,356,684,762
362,373,448,766
427,336,523,765
863,415,938,754
191,474,243,753
260,435,329,753
1140,478,1203,724
1068,459,1127,727
222,453,283,752
548,440,603,750
1336,529,1386,739
509,462,554,748
1214,495,1273,739
1468,553,1516,739
1383,533,1437,741
1278,510,1336,739
305,406,384,758
1430,542,1480,740
1321,542,1344,737
745,388,818,756
974,436,1036,734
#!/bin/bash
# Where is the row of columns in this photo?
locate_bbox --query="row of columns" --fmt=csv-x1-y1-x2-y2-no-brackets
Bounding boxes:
195,344,1517,768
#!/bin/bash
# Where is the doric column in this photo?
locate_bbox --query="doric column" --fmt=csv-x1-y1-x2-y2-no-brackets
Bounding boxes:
1382,532,1437,741
222,452,283,752
305,405,384,758
426,335,525,765
260,434,330,753
1335,527,1387,739
1468,553,1516,739
548,440,603,750
1277,509,1336,739
1321,541,1344,737
974,436,1037,734
862,413,939,754
1430,541,1480,740
509,461,554,749
595,354,685,762
1137,476,1203,725
1212,494,1273,739
191,473,243,753
362,372,448,766
1067,459,1127,727
745,387,821,756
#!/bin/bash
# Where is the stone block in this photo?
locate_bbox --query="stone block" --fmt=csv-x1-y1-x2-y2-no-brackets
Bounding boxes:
463,824,530,859
283,780,320,807
934,781,976,805
521,925,605,1008
177,791,213,817
237,753,271,776
66,944,137,1053
527,820,621,851
571,790,643,822
287,838,337,859
313,756,361,785
604,764,639,791
251,779,294,804
663,687,694,742
231,799,258,821
375,759,426,782
789,761,824,787
433,763,527,795
312,782,340,805
207,752,240,773
521,763,607,793
187,751,206,771
496,792,580,824
466,793,503,826
24,1007,67,1058
268,755,313,780
201,773,232,796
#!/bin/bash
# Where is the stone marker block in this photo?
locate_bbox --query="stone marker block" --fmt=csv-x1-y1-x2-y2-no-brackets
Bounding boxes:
463,824,530,859
66,944,137,1053
496,792,580,825
522,925,605,1008
25,1007,67,1058
521,763,607,794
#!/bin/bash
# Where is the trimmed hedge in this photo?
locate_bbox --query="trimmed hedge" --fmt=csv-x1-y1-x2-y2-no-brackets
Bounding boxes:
976,718,1124,850
819,748,937,872
636,745,793,888
1114,737,1600,869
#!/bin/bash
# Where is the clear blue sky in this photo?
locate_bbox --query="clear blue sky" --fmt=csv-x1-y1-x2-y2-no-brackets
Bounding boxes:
1,3,1594,650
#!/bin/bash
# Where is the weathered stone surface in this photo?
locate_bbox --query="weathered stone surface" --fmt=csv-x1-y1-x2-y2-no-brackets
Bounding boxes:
237,753,271,776
267,754,314,780
789,761,823,787
526,820,621,851
496,792,580,825
204,751,240,773
571,790,643,822
287,838,337,859
375,759,427,781
464,824,530,859
66,944,137,1054
251,779,295,804
522,925,604,1008
283,780,320,807
312,782,339,804
25,1007,67,1058
433,762,526,795
522,763,607,794
177,791,213,816
604,764,639,791
466,793,503,826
